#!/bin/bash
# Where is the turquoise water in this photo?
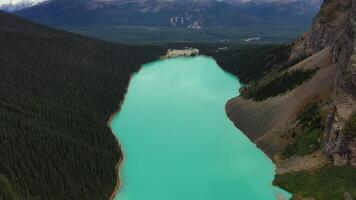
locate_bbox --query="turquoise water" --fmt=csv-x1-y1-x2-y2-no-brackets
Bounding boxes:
111,56,291,200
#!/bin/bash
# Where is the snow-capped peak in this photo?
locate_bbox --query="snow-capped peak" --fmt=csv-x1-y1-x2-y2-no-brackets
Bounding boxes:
0,0,46,12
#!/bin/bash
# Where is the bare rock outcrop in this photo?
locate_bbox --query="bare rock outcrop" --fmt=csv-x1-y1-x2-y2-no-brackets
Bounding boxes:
349,138,356,167
306,0,356,120
311,0,356,166
344,192,354,200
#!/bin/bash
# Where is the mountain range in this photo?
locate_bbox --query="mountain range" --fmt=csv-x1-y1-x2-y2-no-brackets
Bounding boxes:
9,0,323,42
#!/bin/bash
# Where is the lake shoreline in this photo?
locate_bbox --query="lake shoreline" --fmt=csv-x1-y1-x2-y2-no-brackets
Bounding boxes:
107,79,133,200
108,112,124,200
224,98,291,200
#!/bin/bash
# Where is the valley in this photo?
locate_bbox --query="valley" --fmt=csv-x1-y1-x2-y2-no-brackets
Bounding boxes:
61,25,305,43
0,0,355,200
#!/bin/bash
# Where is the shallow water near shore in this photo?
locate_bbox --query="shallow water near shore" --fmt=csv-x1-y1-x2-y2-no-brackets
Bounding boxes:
111,56,291,200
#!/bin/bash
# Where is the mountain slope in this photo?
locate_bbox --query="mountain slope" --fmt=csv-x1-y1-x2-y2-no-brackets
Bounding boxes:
217,0,356,199
222,0,356,166
0,11,163,200
12,0,322,42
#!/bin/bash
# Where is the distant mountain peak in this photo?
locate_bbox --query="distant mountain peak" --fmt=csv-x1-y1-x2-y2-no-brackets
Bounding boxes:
228,0,322,8
0,0,46,11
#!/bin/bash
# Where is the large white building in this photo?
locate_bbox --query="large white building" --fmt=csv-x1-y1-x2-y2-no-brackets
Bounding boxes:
166,48,199,58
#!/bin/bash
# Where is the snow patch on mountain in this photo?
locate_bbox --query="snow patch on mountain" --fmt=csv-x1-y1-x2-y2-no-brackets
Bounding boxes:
0,0,46,11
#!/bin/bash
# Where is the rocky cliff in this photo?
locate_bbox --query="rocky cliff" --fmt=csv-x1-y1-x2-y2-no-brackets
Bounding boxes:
226,0,356,198
292,0,356,166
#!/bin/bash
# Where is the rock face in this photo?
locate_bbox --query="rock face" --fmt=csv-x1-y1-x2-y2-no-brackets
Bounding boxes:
226,0,356,166
306,0,356,120
305,0,356,166
344,192,354,200
349,138,356,167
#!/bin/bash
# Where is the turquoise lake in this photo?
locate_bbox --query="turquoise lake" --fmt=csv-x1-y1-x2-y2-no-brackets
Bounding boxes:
111,56,291,200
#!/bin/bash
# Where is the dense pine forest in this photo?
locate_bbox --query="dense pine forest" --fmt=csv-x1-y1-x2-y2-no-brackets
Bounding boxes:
210,44,292,84
0,11,164,200
242,69,317,101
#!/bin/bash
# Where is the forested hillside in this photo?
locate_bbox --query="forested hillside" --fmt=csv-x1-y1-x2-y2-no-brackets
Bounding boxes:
0,11,164,200
210,44,293,84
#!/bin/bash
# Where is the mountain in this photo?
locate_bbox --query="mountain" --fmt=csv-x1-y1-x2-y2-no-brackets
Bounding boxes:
12,0,249,27
214,0,356,199
0,10,163,200
238,0,322,23
12,0,322,42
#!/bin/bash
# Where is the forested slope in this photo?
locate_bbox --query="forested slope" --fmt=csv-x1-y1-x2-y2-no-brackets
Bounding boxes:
210,44,292,84
0,11,164,200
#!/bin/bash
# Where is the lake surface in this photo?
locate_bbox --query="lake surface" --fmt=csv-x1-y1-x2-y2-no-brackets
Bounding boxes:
111,56,291,200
